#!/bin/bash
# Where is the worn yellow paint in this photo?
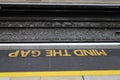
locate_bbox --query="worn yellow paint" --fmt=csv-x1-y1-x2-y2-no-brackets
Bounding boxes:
0,70,120,77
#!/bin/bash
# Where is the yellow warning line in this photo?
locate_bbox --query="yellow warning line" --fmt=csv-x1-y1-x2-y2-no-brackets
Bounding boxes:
0,70,120,77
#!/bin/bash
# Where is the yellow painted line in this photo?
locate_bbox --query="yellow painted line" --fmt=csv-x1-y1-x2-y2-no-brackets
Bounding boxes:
0,70,120,77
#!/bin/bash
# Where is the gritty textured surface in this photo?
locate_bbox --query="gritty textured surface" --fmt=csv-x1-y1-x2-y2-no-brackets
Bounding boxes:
1,17,120,28
1,21,120,28
0,16,120,42
1,17,120,22
0,28,119,42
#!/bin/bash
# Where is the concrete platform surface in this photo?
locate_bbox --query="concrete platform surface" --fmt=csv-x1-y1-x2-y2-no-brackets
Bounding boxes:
0,76,120,80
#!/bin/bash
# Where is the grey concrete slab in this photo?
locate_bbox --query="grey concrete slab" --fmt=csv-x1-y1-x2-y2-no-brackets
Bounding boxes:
41,76,83,80
11,77,40,80
84,76,120,80
0,78,9,80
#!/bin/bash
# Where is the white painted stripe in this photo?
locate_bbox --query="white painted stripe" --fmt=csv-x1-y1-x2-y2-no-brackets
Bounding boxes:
0,43,120,46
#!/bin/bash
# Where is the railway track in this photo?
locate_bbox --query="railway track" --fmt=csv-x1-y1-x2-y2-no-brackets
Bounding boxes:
0,4,120,42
